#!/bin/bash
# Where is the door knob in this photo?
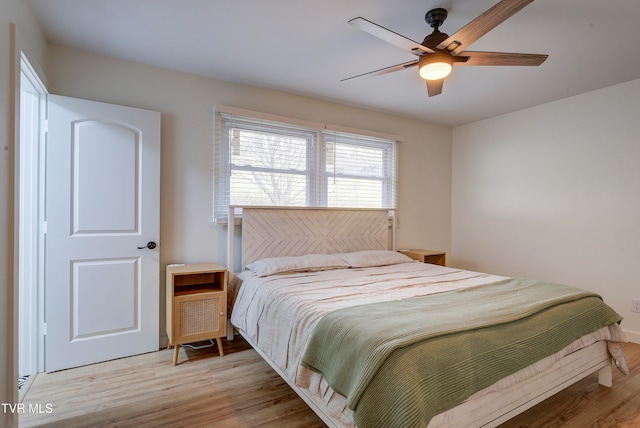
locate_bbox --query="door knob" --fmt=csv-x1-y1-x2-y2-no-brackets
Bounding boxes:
137,241,157,250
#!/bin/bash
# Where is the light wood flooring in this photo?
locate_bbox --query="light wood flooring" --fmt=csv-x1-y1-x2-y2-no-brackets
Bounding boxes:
21,339,640,428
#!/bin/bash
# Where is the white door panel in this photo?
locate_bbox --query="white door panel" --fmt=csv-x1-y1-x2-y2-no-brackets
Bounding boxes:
46,95,160,372
72,258,138,338
73,120,139,233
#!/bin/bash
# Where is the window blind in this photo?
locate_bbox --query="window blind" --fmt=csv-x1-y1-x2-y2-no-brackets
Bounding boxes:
213,108,398,223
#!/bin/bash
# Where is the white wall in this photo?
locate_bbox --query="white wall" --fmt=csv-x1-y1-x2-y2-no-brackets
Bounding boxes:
1,0,48,425
47,45,453,342
451,79,640,343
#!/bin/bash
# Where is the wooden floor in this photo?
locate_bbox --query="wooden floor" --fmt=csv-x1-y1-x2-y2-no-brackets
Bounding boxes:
21,339,640,428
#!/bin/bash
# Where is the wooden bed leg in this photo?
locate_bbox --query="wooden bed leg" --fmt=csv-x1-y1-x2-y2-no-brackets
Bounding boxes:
226,323,235,340
598,361,612,387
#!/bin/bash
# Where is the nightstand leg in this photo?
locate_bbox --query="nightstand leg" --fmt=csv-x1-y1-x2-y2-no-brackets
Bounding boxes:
216,337,224,357
173,344,180,365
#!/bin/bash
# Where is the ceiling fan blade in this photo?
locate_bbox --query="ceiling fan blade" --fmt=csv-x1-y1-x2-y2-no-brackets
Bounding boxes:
341,59,418,82
426,79,444,97
455,51,548,66
349,17,435,56
437,0,535,55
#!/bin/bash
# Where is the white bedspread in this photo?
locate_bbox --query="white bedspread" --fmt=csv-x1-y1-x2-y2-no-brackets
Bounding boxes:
229,261,628,427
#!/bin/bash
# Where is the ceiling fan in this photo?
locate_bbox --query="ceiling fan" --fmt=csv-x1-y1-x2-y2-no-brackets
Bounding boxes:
343,0,548,97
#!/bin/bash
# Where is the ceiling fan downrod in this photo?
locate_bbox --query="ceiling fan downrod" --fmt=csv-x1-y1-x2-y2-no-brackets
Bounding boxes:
425,8,448,30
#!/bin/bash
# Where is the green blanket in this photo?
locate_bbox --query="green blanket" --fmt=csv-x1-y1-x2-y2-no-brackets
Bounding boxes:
301,278,623,428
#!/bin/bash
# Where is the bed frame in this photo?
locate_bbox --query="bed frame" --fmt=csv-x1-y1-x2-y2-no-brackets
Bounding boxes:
226,206,613,427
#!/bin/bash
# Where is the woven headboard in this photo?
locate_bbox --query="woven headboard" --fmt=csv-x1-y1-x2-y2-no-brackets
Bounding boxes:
227,207,394,269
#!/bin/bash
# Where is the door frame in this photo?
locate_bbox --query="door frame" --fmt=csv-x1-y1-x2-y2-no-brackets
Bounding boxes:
9,25,49,425
11,28,48,410
18,52,48,385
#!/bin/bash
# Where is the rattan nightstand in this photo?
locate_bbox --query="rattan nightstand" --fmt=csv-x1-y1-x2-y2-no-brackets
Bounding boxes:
166,263,227,365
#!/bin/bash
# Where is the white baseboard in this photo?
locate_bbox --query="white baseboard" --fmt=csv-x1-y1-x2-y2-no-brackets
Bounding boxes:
623,328,639,344
159,334,169,350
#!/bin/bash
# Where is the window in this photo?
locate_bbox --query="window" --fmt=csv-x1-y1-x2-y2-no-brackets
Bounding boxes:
213,108,398,222
323,132,395,208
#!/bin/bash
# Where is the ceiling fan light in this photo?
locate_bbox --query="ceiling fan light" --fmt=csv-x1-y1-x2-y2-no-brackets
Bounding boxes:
419,52,453,80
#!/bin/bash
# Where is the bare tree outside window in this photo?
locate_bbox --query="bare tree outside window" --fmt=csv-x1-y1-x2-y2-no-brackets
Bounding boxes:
230,129,308,206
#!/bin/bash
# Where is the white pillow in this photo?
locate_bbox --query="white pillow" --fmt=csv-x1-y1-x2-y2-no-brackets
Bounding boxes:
244,253,350,277
335,250,414,268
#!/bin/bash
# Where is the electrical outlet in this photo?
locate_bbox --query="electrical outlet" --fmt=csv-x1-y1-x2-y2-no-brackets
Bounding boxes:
632,298,640,313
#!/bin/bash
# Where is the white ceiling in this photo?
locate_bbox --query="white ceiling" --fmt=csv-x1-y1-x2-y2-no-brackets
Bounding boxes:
26,0,640,127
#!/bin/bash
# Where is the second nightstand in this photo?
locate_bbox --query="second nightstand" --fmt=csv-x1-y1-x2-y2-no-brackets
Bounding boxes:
400,249,446,266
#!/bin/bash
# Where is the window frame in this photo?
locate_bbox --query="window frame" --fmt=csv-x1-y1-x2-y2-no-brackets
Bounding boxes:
222,115,318,207
320,131,396,209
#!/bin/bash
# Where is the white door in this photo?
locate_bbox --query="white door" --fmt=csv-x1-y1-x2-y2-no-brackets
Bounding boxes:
45,95,160,372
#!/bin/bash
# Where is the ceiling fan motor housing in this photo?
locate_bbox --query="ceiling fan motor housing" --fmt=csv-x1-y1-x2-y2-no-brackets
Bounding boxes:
422,30,449,50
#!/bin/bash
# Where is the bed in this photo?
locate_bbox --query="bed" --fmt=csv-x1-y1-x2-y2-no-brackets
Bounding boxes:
226,206,628,427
